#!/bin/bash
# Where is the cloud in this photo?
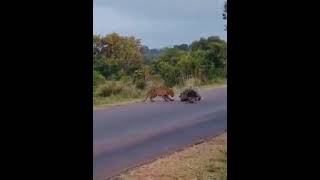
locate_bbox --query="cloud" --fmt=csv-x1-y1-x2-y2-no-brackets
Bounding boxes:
94,0,224,20
93,0,227,48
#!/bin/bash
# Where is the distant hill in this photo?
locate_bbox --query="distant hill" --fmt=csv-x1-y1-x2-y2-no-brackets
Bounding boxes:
143,48,165,63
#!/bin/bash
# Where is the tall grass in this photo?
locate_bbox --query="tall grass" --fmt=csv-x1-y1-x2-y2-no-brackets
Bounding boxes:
93,80,144,106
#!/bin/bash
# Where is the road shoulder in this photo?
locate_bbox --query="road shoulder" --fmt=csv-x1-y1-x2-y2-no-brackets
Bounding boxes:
116,133,227,180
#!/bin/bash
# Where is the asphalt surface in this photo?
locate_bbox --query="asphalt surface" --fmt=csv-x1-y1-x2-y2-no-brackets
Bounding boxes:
93,87,227,180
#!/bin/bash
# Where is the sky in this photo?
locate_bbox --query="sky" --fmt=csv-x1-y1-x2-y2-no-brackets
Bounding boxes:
93,0,227,49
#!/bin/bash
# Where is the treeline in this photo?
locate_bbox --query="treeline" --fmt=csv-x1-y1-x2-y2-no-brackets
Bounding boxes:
93,33,226,104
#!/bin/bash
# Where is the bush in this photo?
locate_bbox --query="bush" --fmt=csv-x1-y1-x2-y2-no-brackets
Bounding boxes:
141,75,164,89
135,80,146,90
184,78,203,87
120,85,142,98
119,75,132,83
95,80,143,99
158,62,183,87
93,70,105,88
97,81,123,97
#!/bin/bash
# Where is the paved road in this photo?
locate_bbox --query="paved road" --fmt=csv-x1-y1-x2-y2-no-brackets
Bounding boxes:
93,87,227,180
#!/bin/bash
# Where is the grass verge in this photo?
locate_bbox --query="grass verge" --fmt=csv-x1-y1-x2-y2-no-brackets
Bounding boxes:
116,133,227,180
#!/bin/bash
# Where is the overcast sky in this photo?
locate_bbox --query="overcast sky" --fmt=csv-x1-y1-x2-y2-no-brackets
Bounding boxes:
93,0,227,49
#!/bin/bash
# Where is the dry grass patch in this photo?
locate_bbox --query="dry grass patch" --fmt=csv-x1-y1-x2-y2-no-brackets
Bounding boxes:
116,133,227,180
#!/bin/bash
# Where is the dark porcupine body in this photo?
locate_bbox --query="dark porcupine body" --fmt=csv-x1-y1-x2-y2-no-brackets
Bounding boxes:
179,88,201,103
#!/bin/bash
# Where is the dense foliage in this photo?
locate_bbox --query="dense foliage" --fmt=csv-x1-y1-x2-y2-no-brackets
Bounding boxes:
93,33,227,90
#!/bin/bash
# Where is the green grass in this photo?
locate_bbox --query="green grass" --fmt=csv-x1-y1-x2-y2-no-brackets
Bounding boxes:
194,145,227,180
217,146,227,180
93,95,144,109
198,78,227,90
191,145,227,180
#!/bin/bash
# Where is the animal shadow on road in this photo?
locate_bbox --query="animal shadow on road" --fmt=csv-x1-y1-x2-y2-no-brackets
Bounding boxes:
143,98,204,105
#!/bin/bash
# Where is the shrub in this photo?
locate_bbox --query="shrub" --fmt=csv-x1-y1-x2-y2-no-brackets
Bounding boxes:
97,81,123,97
120,85,142,98
119,75,132,83
93,70,105,88
135,79,146,90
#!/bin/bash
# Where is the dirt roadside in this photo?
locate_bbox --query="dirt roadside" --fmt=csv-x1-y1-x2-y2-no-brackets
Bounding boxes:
114,133,227,180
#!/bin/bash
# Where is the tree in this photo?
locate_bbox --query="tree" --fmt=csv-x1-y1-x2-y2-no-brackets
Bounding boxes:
173,44,189,51
158,61,182,87
207,42,227,68
190,36,225,51
93,55,121,79
133,65,153,82
93,32,226,87
140,45,149,54
92,33,144,78
156,48,186,65
223,1,227,31
190,37,209,51
93,70,105,88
